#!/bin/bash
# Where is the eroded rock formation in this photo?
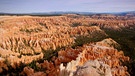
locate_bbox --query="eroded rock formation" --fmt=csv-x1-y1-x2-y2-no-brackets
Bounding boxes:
59,40,129,76
18,38,130,76
0,15,133,75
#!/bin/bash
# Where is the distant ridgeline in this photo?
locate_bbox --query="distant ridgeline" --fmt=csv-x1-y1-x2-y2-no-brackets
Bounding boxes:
0,11,135,16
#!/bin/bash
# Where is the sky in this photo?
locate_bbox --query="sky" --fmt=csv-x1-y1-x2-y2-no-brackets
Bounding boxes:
0,0,135,13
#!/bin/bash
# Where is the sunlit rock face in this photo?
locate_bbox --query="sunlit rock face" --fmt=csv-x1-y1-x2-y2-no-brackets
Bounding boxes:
17,38,129,76
0,16,107,71
59,39,129,76
0,16,75,72
96,38,121,49
0,15,133,75
73,60,112,76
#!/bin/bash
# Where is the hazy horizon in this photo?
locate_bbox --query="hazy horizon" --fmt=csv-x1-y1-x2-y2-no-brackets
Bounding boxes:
0,0,135,13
